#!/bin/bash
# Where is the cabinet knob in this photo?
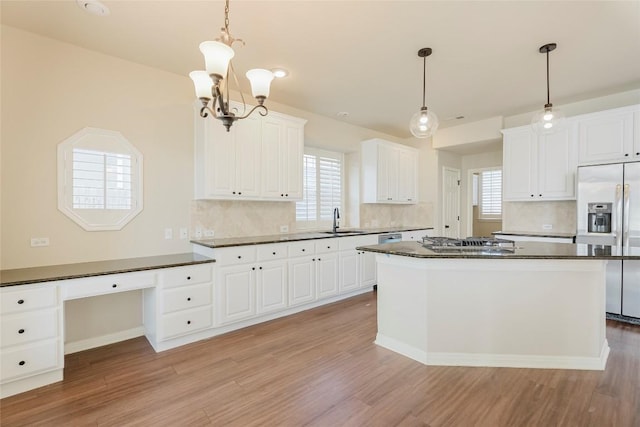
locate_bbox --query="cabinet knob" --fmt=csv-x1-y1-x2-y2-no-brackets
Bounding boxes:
187,320,191,325
237,255,242,259
18,361,26,366
327,246,331,249
539,194,542,197
238,192,242,195
281,194,284,197
625,153,629,157
272,252,276,255
112,284,117,288
318,258,321,261
312,258,316,261
187,297,191,301
531,194,534,197
18,329,25,334
252,267,256,270
302,249,305,252
285,194,288,197
17,299,24,305
187,276,191,280
259,266,263,270
232,191,236,194
636,152,640,156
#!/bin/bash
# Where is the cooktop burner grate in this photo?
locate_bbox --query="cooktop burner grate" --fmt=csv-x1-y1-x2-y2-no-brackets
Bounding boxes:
421,236,516,252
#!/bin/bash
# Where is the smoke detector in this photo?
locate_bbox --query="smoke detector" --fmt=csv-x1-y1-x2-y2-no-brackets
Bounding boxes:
76,0,110,16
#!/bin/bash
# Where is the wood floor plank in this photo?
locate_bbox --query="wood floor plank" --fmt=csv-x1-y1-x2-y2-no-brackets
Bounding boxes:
2,292,640,426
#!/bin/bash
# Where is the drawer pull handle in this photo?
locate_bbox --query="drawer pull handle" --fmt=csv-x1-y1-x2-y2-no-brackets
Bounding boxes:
187,297,191,301
187,320,191,325
187,276,191,280
17,299,25,305
19,361,26,366
112,284,117,288
18,329,25,334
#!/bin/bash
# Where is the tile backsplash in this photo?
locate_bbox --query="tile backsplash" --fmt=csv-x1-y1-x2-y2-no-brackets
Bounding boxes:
502,201,577,233
191,200,434,238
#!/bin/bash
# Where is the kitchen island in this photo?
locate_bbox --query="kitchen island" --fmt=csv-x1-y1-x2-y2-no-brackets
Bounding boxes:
357,241,640,371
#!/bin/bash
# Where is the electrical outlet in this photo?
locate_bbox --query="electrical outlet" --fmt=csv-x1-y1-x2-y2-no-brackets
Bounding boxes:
280,225,289,233
30,237,50,247
164,228,173,239
179,228,188,239
194,227,203,239
204,229,215,238
542,224,553,230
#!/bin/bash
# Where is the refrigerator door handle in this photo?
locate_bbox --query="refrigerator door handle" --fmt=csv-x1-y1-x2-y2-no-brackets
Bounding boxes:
623,183,630,251
615,184,623,252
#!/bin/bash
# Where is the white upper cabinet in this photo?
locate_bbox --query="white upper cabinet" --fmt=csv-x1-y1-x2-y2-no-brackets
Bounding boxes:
261,114,305,200
195,102,306,200
361,138,418,204
577,105,639,165
502,123,577,201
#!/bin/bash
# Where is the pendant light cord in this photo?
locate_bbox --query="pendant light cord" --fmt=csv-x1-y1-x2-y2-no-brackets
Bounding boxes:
422,55,427,108
546,49,550,106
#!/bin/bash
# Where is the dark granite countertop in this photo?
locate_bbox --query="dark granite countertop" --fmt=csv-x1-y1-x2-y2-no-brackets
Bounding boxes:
357,241,640,260
492,230,576,239
191,226,434,249
0,253,215,287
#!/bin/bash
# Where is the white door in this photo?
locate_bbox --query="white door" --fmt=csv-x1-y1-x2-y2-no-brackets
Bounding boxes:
442,167,461,238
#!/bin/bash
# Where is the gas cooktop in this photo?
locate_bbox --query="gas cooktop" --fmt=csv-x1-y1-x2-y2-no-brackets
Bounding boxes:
421,236,516,253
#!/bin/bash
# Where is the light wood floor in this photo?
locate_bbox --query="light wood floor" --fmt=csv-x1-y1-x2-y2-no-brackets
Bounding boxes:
1,291,639,426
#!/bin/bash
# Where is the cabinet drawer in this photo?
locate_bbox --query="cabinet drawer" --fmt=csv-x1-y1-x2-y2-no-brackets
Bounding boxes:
215,246,257,266
1,286,58,314
288,241,315,257
315,239,338,254
338,235,379,251
257,244,287,261
161,306,213,340
1,340,61,383
161,264,212,289
1,309,59,348
61,272,156,300
162,283,212,314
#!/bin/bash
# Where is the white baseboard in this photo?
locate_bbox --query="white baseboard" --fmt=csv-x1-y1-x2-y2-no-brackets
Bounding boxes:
375,335,610,371
64,326,145,354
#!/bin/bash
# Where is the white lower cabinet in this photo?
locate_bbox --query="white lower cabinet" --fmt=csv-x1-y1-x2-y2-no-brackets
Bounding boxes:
288,255,317,306
256,260,288,315
217,264,256,325
339,234,379,292
0,283,63,399
316,253,339,299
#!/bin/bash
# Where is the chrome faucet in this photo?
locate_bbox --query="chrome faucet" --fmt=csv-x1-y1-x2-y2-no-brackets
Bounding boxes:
333,207,340,233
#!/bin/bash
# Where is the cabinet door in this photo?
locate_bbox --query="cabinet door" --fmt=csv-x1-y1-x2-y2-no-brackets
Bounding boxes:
578,109,634,164
234,114,262,197
359,251,377,288
503,128,537,201
205,119,236,197
316,253,339,299
339,250,360,293
282,123,304,200
376,144,392,202
218,265,256,324
537,126,576,199
288,257,316,306
397,148,417,203
256,260,287,314
261,118,283,198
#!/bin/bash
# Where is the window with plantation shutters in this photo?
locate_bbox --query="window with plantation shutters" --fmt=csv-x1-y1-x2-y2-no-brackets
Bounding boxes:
58,127,143,231
296,148,342,228
72,148,132,210
479,168,502,219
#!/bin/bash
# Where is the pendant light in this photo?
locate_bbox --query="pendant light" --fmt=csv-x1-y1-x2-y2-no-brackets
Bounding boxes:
531,43,565,134
410,48,439,139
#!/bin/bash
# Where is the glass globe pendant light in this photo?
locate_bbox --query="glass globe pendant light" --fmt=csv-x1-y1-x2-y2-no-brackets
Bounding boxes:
410,47,439,138
531,43,565,134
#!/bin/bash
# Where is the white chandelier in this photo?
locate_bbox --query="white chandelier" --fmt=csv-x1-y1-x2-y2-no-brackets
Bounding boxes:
189,0,274,131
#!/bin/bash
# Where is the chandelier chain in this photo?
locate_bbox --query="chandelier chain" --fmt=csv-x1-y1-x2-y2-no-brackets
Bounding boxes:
224,0,230,34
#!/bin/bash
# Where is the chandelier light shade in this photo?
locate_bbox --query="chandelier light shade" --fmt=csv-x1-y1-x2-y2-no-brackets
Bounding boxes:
531,43,565,134
189,0,274,131
410,47,439,139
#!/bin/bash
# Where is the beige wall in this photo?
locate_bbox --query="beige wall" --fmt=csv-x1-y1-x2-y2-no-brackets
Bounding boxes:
461,151,503,237
1,25,195,270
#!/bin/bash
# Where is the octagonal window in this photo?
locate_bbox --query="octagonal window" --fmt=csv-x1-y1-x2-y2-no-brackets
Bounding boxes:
58,127,143,231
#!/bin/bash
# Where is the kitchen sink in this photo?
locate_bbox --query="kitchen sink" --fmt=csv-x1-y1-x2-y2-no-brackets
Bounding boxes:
321,230,365,235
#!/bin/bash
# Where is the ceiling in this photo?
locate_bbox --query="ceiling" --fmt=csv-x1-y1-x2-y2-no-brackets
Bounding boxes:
2,1,640,139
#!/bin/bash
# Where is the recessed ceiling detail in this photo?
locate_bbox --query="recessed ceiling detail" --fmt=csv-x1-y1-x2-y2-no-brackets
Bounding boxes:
76,0,110,17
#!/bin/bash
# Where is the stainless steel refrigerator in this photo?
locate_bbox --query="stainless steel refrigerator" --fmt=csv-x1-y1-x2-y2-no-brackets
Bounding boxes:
576,162,640,317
